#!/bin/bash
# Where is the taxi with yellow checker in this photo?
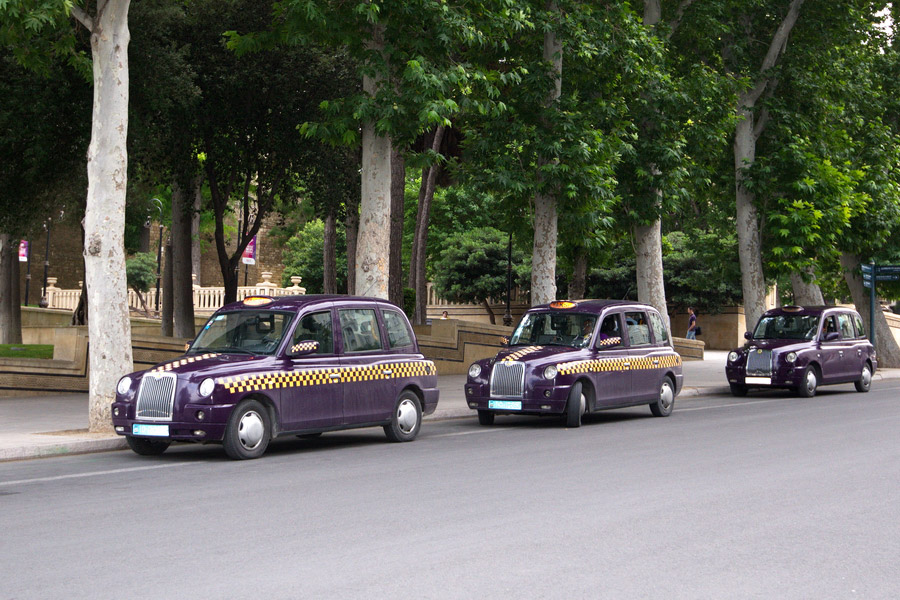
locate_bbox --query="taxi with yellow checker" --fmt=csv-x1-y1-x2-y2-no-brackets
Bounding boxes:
112,295,438,459
465,300,682,427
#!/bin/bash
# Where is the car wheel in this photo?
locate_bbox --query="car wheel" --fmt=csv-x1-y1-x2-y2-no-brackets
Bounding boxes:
650,377,675,417
126,435,170,456
729,383,748,397
384,390,422,442
565,381,586,428
223,399,271,460
854,363,872,393
477,410,495,426
797,365,819,398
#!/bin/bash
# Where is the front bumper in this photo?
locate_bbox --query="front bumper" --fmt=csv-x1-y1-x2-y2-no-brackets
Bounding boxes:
463,382,572,415
111,401,234,442
726,365,802,388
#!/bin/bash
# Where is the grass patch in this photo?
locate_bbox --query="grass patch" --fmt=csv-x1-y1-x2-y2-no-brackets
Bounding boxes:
0,344,54,359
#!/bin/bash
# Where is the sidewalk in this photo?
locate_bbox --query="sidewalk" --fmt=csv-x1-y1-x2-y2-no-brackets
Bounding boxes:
2,351,895,461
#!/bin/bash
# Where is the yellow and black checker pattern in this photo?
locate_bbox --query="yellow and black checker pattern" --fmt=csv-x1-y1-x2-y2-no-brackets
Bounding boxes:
152,353,221,372
291,341,319,353
218,360,436,394
596,336,622,347
557,353,681,376
502,346,543,362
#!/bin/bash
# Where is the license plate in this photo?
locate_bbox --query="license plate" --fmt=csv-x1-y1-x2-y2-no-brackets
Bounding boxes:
132,423,169,437
745,376,771,385
489,400,522,410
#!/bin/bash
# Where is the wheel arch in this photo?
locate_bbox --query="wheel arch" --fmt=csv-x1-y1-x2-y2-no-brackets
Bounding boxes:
239,392,280,436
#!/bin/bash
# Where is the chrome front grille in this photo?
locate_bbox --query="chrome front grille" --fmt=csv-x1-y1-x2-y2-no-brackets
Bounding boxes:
746,348,773,376
135,373,177,421
490,361,525,398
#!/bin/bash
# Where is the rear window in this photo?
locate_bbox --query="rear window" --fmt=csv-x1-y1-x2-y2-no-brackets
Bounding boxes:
648,311,670,346
383,309,414,349
625,311,652,347
853,313,866,339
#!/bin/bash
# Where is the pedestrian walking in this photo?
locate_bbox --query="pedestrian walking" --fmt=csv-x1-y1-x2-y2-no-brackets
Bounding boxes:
686,307,698,340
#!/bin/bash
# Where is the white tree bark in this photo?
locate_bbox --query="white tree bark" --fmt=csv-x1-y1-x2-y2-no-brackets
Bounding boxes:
840,253,900,368
789,269,824,305
531,5,562,306
0,234,23,344
82,0,134,433
634,219,669,328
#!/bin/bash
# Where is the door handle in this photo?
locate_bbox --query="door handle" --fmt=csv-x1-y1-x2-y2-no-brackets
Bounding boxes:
382,369,393,375
839,351,844,357
653,359,660,365
330,373,341,380
623,362,631,368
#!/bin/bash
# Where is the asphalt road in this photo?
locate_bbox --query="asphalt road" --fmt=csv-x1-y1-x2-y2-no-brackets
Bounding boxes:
2,383,899,599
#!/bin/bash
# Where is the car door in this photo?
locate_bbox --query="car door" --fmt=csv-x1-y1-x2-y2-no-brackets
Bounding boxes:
280,308,343,430
818,314,844,383
835,312,863,381
338,306,395,424
625,310,659,401
590,311,631,405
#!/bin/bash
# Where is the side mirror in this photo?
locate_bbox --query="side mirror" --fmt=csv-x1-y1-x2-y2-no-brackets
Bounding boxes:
823,331,840,342
288,340,319,357
596,336,622,349
744,331,752,340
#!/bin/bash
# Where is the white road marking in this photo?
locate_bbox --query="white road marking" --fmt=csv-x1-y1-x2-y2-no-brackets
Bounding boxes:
678,398,786,412
0,462,202,487
431,428,512,438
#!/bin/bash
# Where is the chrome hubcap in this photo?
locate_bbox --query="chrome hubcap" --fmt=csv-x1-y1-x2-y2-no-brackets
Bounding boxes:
579,393,587,416
861,366,872,387
660,383,674,409
397,399,418,434
238,410,265,450
806,370,817,393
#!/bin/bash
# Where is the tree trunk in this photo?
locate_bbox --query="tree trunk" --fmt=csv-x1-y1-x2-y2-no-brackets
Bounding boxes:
569,245,587,300
345,192,359,296
634,219,669,328
171,180,195,339
411,127,446,325
161,239,173,337
840,253,900,368
0,234,23,344
789,269,824,305
323,207,337,294
71,286,88,326
531,7,562,307
482,298,496,325
82,0,134,433
389,146,405,307
734,104,767,332
191,179,202,285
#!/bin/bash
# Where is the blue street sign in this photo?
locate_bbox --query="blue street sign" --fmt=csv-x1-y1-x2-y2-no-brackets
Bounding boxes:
876,265,900,275
863,279,872,289
877,274,900,281
861,263,873,274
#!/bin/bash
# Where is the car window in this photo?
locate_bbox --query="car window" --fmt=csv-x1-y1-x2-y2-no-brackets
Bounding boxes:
339,309,383,353
596,313,622,348
837,313,854,339
822,315,839,338
291,310,333,354
853,313,866,339
383,309,414,349
625,311,651,347
648,311,669,346
191,310,292,355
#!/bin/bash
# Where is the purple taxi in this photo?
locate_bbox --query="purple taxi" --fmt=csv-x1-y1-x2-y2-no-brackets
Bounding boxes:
465,300,683,427
726,305,876,397
112,295,439,459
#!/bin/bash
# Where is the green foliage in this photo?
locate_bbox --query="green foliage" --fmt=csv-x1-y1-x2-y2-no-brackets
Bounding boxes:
281,220,347,294
432,227,529,305
125,252,158,293
0,344,53,359
402,287,416,320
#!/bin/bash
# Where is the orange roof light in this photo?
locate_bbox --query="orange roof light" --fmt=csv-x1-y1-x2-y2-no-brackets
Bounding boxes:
243,296,274,307
550,301,576,309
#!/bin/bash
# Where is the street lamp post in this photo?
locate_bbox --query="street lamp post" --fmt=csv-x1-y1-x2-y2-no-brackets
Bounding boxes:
38,219,51,308
153,198,163,316
23,240,31,306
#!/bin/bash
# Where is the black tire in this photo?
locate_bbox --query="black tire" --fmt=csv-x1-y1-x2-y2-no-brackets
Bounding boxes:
477,410,495,426
650,377,675,417
296,432,323,439
384,390,422,442
854,363,873,393
730,383,748,397
565,381,586,428
796,365,819,398
126,435,170,456
223,399,271,460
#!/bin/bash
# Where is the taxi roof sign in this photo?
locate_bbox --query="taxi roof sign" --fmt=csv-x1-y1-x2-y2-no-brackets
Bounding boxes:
549,301,576,309
242,296,274,307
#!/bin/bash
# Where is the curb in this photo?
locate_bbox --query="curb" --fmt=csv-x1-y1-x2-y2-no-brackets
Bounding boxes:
0,437,127,463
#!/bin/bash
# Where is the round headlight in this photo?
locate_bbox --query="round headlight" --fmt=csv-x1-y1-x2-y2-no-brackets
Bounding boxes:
468,363,482,379
117,376,132,396
728,351,739,363
543,365,558,380
199,377,216,397
785,352,797,364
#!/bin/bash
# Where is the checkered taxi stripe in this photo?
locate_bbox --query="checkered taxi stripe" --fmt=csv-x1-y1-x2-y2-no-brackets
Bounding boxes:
291,341,318,353
218,360,436,394
152,353,221,372
502,346,542,362
557,353,682,375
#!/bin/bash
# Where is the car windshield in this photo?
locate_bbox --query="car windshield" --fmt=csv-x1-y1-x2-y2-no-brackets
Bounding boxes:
189,310,294,355
752,314,820,340
509,312,597,348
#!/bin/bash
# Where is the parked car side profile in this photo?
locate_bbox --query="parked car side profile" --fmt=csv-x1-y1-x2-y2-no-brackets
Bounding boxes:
464,300,683,427
725,305,876,397
112,295,439,459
